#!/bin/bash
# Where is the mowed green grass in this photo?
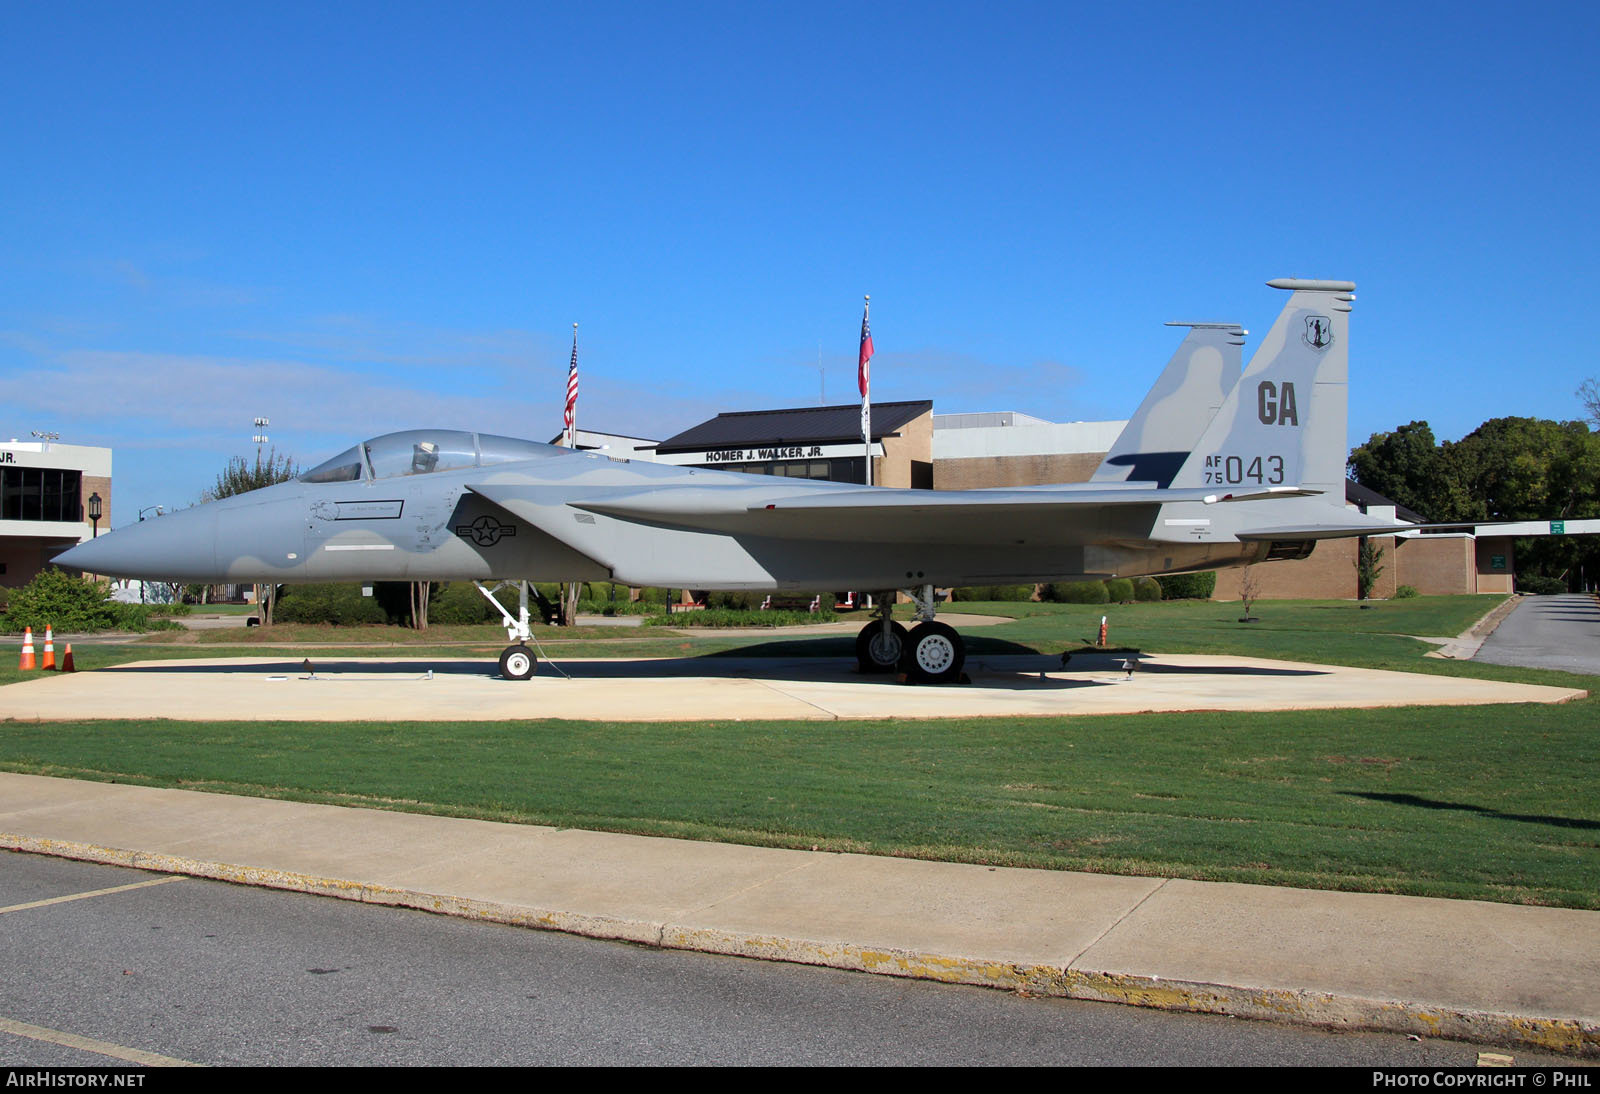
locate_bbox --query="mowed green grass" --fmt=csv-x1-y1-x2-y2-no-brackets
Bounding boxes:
1,595,1595,908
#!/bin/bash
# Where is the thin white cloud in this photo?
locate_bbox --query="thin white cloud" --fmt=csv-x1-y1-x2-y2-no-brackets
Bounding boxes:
225,315,554,373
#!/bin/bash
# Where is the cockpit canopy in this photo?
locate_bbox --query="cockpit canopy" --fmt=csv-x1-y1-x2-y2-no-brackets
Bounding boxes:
299,430,560,484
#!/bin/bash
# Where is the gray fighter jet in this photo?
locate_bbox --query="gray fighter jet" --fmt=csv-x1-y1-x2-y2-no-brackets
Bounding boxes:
58,278,1397,683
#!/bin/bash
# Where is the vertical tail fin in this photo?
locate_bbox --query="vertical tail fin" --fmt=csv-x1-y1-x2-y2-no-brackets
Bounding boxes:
1168,279,1355,502
1091,322,1244,486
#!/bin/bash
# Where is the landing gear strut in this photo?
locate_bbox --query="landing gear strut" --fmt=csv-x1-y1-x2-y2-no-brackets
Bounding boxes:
476,579,539,680
853,585,966,684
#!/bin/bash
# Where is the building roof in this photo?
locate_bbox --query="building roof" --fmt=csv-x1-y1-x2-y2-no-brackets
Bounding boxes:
1346,479,1428,524
653,400,932,454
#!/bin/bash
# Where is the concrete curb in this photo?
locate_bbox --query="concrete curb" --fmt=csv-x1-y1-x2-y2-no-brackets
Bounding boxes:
6,832,1593,1058
1426,594,1522,661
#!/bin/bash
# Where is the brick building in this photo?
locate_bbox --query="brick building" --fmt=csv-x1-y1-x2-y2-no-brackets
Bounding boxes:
0,438,112,587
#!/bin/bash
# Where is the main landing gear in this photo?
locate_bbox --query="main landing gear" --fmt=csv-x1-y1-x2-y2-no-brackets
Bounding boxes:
853,585,966,685
476,579,538,680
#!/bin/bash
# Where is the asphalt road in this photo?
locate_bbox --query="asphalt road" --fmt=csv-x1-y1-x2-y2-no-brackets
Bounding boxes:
1,853,1581,1068
1474,593,1600,675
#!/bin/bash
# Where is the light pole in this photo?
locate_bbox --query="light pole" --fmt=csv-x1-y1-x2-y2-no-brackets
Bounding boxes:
88,492,102,538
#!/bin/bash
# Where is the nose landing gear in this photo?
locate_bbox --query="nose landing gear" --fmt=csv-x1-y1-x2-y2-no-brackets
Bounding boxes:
477,579,541,680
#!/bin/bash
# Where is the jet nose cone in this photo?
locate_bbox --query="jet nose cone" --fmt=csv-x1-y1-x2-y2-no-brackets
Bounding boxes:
53,507,219,581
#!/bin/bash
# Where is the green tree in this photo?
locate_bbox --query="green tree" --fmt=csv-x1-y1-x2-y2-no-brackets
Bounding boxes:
1348,421,1454,519
1355,538,1385,601
1351,416,1600,590
206,447,300,501
1445,418,1598,522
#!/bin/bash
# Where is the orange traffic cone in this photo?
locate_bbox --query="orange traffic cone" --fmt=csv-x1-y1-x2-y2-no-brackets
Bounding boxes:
60,643,76,673
18,627,36,671
41,625,56,671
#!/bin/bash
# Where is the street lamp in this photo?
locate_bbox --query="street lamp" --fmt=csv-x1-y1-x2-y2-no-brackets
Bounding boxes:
88,492,102,538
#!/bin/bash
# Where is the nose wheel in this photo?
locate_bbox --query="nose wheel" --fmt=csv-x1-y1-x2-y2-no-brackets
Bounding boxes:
498,644,537,680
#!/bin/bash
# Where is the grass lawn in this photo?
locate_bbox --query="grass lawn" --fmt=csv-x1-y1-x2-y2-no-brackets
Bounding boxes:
1,594,1595,908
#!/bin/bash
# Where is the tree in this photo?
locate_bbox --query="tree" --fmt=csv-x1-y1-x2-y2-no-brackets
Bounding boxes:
206,447,300,502
1580,379,1600,428
1237,565,1262,621
1350,417,1600,591
410,581,431,631
1348,421,1453,519
1355,537,1385,601
206,447,300,624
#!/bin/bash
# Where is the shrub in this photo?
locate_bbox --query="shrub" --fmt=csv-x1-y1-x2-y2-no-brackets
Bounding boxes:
1104,578,1135,603
1393,585,1419,599
275,584,388,625
576,597,656,616
1132,577,1163,602
1041,580,1110,604
707,590,766,611
117,606,185,632
1156,572,1217,600
643,607,836,627
951,585,1035,601
1,568,124,633
1517,575,1568,596
428,581,500,625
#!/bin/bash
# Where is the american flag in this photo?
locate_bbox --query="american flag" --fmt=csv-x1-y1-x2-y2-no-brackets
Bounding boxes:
563,325,578,445
858,298,873,397
858,296,873,456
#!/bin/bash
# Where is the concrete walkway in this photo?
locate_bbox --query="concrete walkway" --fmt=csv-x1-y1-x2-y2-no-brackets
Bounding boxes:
0,652,1583,722
1,772,1594,1057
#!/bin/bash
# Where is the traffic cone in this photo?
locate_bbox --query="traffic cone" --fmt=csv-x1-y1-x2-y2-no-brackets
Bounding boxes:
60,643,76,673
41,625,56,671
18,627,36,670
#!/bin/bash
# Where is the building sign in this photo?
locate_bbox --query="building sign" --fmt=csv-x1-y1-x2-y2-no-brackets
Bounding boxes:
705,445,824,463
655,441,884,467
1490,554,1506,570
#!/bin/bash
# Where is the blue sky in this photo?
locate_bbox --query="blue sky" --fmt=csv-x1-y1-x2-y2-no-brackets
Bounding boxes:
3,1,1597,517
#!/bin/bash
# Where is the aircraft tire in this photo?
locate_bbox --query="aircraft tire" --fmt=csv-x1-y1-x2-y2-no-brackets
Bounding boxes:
900,621,965,685
855,620,908,674
499,644,537,680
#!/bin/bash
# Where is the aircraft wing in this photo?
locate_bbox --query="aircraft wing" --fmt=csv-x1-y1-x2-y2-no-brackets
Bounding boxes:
471,481,1319,549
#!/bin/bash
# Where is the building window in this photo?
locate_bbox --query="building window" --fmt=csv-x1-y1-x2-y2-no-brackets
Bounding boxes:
692,457,866,483
1,468,82,523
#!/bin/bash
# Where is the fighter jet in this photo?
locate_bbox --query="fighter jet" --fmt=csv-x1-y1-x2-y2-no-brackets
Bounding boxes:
58,278,1398,684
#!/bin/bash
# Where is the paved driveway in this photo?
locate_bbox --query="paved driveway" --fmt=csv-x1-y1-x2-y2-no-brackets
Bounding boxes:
1473,593,1600,675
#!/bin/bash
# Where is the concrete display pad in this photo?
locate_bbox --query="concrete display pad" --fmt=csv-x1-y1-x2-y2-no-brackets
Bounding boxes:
0,652,1583,722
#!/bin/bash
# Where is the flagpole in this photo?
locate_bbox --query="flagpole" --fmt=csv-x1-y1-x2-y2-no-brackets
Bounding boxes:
563,322,580,628
859,294,873,487
564,323,578,449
